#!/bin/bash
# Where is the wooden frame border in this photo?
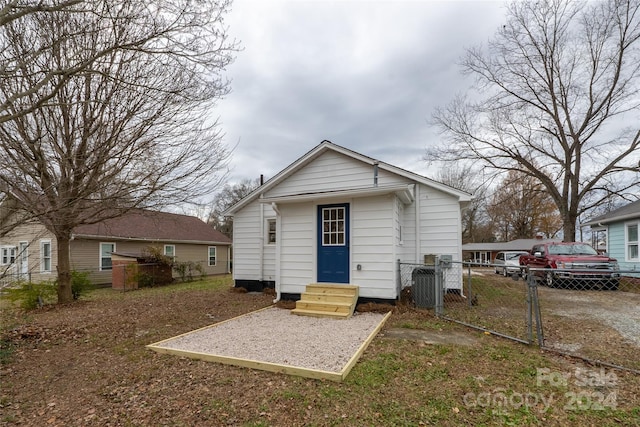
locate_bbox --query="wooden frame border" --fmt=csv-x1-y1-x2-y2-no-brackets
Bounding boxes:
146,308,391,382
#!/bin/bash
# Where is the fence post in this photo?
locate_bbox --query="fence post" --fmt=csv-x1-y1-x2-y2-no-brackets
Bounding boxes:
466,262,473,308
528,269,544,346
435,256,443,316
526,271,533,344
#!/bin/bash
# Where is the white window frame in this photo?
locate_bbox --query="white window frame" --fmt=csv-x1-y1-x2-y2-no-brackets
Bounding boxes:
321,206,346,246
164,244,176,259
267,219,276,244
208,246,216,266
626,221,639,262
100,242,115,271
40,240,52,273
1,246,16,265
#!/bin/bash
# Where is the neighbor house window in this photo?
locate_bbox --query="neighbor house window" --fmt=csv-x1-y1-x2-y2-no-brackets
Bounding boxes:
100,243,115,270
208,246,216,266
267,219,276,244
1,246,16,265
41,240,52,273
627,223,639,261
164,245,175,259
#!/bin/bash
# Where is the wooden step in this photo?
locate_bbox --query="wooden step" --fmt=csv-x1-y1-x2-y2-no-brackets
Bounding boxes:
290,308,351,319
305,283,358,295
300,292,355,304
292,283,359,319
295,300,352,313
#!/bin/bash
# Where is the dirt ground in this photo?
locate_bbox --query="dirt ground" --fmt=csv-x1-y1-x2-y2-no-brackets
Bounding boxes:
537,285,640,370
451,269,640,371
1,278,639,426
0,283,274,426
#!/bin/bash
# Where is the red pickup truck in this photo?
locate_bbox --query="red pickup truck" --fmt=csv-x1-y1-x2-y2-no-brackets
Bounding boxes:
519,242,620,290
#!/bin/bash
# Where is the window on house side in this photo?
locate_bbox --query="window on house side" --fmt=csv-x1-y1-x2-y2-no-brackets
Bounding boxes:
1,246,16,265
267,219,276,244
164,245,175,259
100,243,115,271
627,223,639,261
41,241,52,273
208,246,216,266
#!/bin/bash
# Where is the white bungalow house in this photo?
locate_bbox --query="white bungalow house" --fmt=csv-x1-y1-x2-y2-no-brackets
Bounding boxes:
224,141,472,301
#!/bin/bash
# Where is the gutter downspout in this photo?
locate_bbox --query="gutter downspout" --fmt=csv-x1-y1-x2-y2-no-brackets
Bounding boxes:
414,185,421,264
373,161,379,187
259,194,264,283
271,202,281,303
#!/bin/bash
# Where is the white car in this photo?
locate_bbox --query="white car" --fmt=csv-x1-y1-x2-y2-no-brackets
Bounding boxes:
494,251,529,277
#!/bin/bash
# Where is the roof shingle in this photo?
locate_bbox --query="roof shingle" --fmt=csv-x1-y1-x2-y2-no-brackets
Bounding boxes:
584,199,640,225
73,209,230,244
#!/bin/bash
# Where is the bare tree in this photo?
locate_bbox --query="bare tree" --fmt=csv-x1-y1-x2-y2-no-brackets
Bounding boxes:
0,1,130,124
487,171,562,241
0,1,81,26
208,178,261,238
0,0,236,303
431,0,640,242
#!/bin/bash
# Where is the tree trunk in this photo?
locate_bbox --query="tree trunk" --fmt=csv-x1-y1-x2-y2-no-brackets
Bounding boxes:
562,215,577,242
56,235,73,303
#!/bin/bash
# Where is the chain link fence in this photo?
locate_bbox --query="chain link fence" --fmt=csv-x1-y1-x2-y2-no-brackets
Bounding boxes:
400,259,640,373
400,260,536,344
531,267,640,372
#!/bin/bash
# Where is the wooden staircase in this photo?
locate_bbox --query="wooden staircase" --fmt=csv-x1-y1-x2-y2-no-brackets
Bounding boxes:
291,284,359,319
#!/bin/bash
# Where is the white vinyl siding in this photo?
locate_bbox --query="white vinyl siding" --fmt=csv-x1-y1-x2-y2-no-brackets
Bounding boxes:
232,202,277,281
417,184,463,290
232,202,262,279
418,185,462,256
264,150,408,198
278,203,314,294
351,196,396,299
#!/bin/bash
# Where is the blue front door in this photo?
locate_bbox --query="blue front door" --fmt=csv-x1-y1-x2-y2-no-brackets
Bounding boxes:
317,204,350,283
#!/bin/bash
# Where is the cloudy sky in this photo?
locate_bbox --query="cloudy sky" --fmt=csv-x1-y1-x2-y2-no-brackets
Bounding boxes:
218,0,506,184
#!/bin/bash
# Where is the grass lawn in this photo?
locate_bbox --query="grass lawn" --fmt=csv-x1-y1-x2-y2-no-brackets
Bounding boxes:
1,275,639,426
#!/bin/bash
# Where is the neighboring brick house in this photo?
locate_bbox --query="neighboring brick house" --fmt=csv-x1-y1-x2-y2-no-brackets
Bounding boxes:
462,238,556,264
0,209,231,286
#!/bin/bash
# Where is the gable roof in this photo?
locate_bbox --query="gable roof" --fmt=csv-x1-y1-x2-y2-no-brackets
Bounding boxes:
225,140,472,215
73,209,231,244
583,199,640,226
